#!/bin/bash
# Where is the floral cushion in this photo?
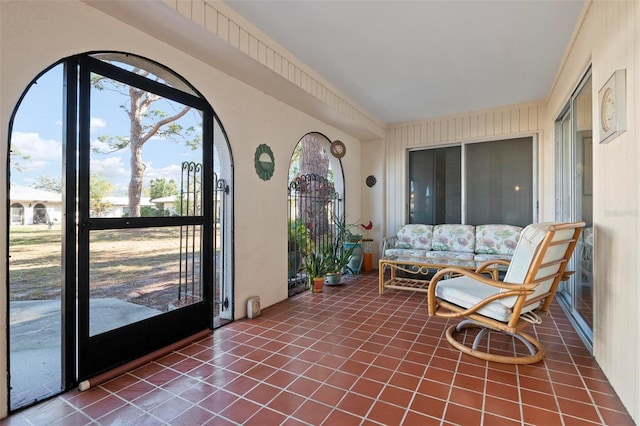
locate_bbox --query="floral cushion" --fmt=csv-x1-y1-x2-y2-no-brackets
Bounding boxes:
396,224,433,250
431,224,475,253
474,224,522,256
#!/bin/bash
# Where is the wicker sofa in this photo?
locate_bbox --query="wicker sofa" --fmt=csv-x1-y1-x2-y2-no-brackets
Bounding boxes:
382,224,523,264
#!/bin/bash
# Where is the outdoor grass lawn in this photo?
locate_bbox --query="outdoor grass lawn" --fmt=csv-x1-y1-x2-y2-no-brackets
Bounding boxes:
9,225,203,311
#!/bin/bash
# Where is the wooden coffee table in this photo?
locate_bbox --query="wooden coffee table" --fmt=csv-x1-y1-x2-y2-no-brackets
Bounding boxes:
378,256,499,294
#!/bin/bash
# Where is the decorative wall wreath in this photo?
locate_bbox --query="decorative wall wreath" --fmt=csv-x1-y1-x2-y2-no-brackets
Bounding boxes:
330,140,346,159
254,144,275,181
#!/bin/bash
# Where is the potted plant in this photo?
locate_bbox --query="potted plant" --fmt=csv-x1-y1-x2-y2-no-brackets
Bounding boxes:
288,219,313,278
322,239,358,285
323,216,363,284
301,251,330,293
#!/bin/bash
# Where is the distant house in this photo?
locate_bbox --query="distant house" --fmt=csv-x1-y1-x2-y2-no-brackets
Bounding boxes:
101,196,154,218
9,185,62,225
9,187,164,222
150,195,178,216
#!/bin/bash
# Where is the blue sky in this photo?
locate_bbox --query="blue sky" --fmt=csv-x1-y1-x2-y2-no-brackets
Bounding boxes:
10,64,210,196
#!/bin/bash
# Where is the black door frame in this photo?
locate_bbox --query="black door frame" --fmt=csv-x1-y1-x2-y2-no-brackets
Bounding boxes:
73,55,215,380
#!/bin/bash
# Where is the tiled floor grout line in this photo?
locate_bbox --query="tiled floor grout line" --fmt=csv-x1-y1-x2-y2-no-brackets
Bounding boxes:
401,294,450,425
208,290,395,425
365,296,426,426
549,310,611,426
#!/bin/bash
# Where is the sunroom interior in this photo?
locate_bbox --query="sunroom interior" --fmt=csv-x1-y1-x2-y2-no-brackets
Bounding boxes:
1,0,638,424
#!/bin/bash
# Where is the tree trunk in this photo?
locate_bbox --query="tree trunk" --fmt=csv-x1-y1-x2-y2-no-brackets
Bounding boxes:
128,141,145,217
299,134,330,237
128,86,145,217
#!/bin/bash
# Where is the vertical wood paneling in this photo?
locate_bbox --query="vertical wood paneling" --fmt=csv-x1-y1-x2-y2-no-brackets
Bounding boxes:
229,21,239,49
486,113,495,136
204,3,218,34
518,107,528,132
273,52,282,75
217,12,229,43
265,47,274,71
529,106,538,130
454,118,463,140
478,114,486,137
164,1,385,138
470,114,478,138
192,1,205,27
238,28,249,55
510,109,519,133
287,62,295,84
582,0,640,421
248,35,258,61
258,41,267,64
462,116,470,139
176,0,190,17
494,111,503,134
385,101,544,253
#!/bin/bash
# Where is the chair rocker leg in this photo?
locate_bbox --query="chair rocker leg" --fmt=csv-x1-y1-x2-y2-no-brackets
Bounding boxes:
446,320,546,364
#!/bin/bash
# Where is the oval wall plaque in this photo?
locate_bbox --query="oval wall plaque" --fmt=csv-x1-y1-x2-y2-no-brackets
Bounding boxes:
254,144,275,181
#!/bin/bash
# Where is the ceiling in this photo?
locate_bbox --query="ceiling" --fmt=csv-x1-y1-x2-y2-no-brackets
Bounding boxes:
225,0,585,124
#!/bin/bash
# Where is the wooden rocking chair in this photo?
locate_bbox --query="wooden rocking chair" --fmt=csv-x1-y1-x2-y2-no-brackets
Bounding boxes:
427,221,585,364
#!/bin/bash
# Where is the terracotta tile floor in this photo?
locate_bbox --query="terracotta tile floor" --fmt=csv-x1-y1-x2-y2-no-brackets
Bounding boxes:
3,272,635,425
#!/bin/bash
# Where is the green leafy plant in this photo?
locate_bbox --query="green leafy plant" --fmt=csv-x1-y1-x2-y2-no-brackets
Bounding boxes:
323,239,358,274
288,219,313,255
301,251,330,279
323,215,363,274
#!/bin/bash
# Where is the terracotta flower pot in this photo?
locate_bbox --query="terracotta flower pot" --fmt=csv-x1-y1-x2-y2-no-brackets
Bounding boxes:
311,277,324,293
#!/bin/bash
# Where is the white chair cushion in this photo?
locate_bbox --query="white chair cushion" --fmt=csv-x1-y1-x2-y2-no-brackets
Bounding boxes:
437,222,575,323
435,276,512,322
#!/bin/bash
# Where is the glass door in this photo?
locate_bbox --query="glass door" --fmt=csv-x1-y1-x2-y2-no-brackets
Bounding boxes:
8,53,231,411
555,70,593,349
77,56,214,379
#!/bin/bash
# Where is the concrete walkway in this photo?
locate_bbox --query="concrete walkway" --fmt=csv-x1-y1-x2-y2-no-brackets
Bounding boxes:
9,298,161,409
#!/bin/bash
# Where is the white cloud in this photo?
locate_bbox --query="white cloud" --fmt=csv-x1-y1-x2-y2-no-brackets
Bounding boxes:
90,117,107,133
11,132,62,160
90,138,112,153
90,156,127,178
145,163,182,183
16,160,48,172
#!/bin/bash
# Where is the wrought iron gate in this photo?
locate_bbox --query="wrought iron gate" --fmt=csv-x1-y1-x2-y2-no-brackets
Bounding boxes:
179,162,229,323
179,161,203,303
287,173,341,296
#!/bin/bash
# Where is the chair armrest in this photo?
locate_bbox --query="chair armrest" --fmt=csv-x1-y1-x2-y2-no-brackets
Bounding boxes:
475,259,510,274
426,267,533,318
561,270,575,281
381,236,397,254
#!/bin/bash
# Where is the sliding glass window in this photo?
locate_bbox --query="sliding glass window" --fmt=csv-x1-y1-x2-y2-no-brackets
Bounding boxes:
408,137,534,227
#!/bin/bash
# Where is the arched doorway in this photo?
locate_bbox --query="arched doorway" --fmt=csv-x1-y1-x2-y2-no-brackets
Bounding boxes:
7,52,234,411
287,133,345,295
32,203,49,225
